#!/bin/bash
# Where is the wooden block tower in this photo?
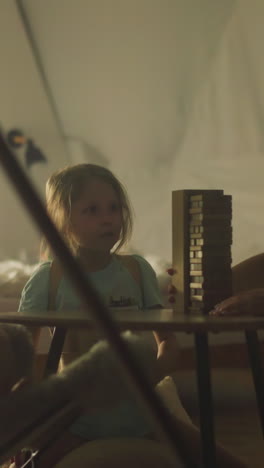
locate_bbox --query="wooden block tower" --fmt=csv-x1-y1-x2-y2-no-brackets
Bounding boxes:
172,190,232,314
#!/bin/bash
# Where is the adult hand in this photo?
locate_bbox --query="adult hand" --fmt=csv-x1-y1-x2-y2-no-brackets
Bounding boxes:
209,288,264,316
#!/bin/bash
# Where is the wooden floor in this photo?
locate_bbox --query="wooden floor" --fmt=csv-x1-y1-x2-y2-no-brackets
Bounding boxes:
174,369,264,467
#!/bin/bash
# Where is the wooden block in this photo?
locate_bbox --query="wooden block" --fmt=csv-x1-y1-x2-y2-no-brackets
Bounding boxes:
189,218,231,226
192,275,204,283
194,237,232,246
190,258,203,264
189,226,233,237
189,205,232,215
190,196,232,210
190,281,232,289
189,190,224,201
190,271,204,277
190,213,232,222
190,263,202,270
172,190,190,311
194,250,232,259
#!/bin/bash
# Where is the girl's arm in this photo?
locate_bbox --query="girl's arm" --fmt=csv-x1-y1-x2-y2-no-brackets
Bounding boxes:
149,302,180,378
27,326,41,348
26,326,44,382
18,263,51,380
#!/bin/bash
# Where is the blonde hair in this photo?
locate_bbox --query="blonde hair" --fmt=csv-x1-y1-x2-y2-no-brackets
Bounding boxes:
41,164,133,259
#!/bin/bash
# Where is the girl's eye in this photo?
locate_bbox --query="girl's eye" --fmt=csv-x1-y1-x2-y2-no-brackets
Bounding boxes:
110,203,120,212
90,206,97,214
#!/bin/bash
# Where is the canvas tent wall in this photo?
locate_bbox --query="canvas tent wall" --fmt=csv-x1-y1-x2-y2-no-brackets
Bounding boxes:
1,0,264,265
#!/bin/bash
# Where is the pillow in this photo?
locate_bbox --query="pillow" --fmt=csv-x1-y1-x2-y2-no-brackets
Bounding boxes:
0,261,37,298
0,297,20,313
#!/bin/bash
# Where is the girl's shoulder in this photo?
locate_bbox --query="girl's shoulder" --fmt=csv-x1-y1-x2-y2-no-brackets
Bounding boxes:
19,262,52,312
21,262,52,293
123,254,156,273
117,254,162,308
116,254,156,282
116,254,141,285
28,261,52,282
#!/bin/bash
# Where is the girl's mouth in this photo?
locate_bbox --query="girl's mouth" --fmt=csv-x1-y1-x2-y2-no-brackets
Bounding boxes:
101,232,114,237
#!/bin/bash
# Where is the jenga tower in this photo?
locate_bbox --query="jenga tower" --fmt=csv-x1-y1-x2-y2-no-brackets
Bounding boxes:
172,190,232,314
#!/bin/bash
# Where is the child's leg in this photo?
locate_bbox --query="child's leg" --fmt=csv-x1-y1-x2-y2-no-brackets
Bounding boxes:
156,376,192,425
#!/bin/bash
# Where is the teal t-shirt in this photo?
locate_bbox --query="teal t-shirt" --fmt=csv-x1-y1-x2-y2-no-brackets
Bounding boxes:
19,254,163,312
19,254,163,440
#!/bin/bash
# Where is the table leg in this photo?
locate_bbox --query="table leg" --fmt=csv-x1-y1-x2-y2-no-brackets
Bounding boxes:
245,330,264,436
44,327,67,377
194,332,216,468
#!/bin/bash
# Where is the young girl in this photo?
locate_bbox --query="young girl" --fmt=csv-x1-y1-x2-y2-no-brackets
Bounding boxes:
18,164,178,450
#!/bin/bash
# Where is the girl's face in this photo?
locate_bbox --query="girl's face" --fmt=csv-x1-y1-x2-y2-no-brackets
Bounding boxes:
69,179,123,253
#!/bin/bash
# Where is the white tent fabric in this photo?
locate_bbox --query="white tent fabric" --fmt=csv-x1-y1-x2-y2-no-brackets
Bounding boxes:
0,0,264,266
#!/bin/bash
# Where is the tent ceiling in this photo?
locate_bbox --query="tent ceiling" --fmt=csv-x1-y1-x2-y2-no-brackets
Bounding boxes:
1,0,264,263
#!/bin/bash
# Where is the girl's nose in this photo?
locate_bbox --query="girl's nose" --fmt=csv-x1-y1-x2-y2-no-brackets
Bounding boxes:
101,211,114,224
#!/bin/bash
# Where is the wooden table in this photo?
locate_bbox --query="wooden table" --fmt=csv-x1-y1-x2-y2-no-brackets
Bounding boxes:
0,308,264,468
1,307,264,330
